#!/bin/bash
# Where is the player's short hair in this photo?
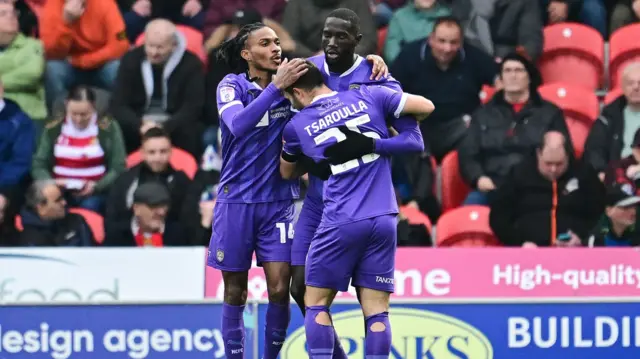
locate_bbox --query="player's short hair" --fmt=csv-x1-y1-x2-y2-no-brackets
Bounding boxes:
285,60,325,93
141,126,170,143
327,8,360,35
432,15,462,33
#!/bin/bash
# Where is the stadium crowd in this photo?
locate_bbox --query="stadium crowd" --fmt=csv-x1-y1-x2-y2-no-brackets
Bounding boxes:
1,0,640,248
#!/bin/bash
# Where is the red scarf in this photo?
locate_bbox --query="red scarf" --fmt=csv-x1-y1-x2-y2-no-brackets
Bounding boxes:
134,231,164,247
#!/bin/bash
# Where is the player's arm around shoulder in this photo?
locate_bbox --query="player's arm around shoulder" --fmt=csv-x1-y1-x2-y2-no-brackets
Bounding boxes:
398,92,435,122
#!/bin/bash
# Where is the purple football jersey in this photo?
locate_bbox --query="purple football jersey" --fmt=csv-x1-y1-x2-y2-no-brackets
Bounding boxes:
216,73,299,203
283,86,407,225
304,55,403,209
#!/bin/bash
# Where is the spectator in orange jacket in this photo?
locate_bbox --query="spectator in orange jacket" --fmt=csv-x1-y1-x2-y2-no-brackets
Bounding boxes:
40,0,129,110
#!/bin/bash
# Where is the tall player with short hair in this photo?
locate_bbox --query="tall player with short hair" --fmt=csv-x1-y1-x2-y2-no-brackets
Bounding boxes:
208,23,307,359
289,7,425,341
281,61,434,358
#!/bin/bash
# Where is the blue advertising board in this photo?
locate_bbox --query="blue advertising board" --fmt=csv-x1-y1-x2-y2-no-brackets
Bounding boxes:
0,303,257,359
1,301,638,358
259,301,640,359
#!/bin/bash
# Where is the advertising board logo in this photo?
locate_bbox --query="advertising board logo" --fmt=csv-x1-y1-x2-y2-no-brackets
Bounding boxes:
282,308,493,358
0,253,119,303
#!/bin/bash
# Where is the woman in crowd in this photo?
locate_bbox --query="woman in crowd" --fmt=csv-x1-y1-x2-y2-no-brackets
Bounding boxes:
31,86,126,214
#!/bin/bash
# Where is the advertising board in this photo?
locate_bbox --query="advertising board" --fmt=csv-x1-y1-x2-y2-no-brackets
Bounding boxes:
0,303,256,359
0,247,206,303
1,301,638,358
205,247,640,300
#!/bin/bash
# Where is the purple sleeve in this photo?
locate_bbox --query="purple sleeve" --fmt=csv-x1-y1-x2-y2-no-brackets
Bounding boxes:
282,119,302,159
217,77,281,137
370,86,424,155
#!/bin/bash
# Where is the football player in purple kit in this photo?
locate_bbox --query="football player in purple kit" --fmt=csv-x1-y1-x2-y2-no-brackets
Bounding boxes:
289,8,424,353
208,23,309,359
280,61,434,358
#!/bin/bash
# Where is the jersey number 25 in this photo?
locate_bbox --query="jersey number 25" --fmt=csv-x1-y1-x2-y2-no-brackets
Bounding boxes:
313,114,381,175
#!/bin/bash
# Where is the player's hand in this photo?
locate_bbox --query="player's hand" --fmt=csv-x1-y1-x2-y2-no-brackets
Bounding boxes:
324,126,374,165
182,0,202,17
132,0,151,17
366,54,389,81
273,58,309,90
298,155,331,180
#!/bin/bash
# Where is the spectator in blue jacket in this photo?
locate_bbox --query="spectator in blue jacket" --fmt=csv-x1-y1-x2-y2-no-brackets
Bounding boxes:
0,77,35,241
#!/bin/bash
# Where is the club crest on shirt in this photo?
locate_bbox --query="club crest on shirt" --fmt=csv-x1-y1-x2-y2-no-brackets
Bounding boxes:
216,249,224,262
219,86,235,103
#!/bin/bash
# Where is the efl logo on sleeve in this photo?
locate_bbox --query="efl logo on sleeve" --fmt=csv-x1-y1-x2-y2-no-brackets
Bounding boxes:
219,86,235,103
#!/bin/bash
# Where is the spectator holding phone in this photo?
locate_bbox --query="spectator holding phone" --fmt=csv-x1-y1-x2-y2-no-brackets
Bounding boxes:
604,128,640,189
490,131,605,247
585,182,640,247
31,86,126,214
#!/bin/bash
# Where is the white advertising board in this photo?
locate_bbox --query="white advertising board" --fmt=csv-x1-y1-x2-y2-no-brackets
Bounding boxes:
0,247,206,303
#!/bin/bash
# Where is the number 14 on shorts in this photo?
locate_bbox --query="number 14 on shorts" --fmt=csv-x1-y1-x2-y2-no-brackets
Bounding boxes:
276,222,294,243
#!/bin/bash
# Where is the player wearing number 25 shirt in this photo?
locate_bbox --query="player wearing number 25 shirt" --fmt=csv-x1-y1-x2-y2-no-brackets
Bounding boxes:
280,61,434,358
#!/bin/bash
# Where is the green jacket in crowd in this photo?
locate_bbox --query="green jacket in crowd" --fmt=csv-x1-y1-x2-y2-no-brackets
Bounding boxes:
0,33,47,121
31,117,127,193
384,2,451,63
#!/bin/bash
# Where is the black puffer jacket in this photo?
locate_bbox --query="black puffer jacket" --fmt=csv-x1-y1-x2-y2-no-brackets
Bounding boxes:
490,153,605,247
458,90,573,189
583,95,627,173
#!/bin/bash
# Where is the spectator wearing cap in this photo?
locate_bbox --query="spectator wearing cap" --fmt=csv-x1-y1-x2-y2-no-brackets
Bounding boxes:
490,131,605,247
19,180,95,246
105,127,190,235
116,0,210,42
390,16,498,161
40,0,129,111
110,19,205,157
202,0,287,39
585,182,640,247
604,127,640,188
104,182,187,246
203,8,295,131
584,62,640,178
458,53,573,206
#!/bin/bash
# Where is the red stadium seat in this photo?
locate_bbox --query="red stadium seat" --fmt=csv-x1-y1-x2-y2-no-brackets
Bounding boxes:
609,24,640,89
479,85,496,104
135,25,207,66
377,27,388,55
440,151,470,212
604,87,623,105
538,83,599,157
539,23,604,90
69,208,105,244
435,205,500,247
15,215,22,231
126,147,198,179
399,205,432,233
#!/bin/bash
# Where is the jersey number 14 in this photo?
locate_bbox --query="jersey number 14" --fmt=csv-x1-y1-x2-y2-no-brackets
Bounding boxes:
313,114,381,175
